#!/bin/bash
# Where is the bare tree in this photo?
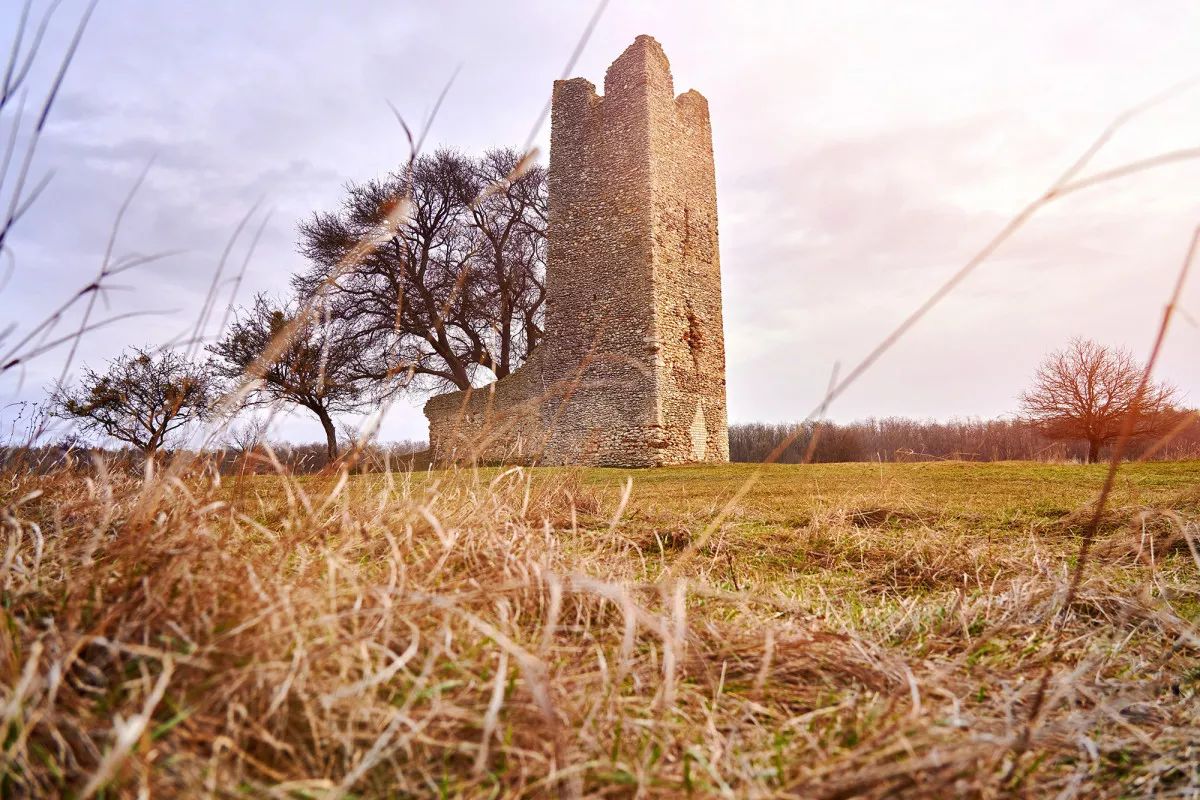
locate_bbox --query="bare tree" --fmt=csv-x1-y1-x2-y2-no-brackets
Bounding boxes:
460,148,548,375
1019,337,1182,463
294,147,547,394
209,293,371,460
224,415,270,455
50,346,218,457
221,415,271,476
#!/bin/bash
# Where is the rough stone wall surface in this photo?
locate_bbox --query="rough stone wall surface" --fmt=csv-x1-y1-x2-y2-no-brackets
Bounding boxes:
424,35,728,467
423,349,547,464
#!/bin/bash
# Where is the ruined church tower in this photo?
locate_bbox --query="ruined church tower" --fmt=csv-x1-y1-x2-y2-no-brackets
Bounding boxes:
425,36,728,466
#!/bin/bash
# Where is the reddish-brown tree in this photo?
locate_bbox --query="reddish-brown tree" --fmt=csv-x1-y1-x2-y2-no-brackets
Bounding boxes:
1019,337,1182,463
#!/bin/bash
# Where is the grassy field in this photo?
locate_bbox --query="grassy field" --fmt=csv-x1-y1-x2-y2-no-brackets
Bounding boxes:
2,459,1199,796
580,460,1200,588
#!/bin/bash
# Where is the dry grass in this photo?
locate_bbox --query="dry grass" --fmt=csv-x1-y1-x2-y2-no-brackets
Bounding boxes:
0,459,1198,797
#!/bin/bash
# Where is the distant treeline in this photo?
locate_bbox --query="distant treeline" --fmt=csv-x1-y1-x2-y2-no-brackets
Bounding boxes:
214,439,430,474
729,417,1200,464
1,439,430,475
9,417,1200,473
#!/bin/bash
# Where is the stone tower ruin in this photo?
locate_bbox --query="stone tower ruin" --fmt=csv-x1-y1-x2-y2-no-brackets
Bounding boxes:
425,35,728,467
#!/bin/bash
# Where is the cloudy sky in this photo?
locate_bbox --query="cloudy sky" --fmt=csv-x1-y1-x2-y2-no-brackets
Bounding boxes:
2,0,1199,445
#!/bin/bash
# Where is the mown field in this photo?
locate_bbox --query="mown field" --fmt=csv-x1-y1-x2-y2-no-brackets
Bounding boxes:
2,459,1198,797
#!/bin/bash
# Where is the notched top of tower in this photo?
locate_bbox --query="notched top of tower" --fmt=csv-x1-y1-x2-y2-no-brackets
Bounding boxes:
552,35,708,113
604,34,673,97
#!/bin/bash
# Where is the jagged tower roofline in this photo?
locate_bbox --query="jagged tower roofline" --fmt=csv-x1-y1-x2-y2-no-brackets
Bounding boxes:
605,34,673,97
553,35,704,109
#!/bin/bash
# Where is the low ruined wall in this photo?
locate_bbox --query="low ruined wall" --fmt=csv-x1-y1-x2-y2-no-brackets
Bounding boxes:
424,350,664,467
424,350,548,464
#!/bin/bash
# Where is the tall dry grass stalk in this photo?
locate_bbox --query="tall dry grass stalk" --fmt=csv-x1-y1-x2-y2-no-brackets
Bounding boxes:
1,460,1198,796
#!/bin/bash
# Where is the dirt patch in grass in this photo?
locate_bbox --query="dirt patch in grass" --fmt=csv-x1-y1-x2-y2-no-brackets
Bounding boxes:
846,506,933,528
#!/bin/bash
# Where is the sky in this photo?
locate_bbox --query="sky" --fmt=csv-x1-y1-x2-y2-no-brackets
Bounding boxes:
2,0,1199,446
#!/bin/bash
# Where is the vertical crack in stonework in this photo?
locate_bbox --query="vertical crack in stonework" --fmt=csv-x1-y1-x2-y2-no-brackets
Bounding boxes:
424,35,729,467
690,401,708,462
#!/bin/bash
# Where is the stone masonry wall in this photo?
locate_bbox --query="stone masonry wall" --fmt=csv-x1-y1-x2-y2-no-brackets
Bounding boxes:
424,35,728,467
645,46,730,463
422,349,547,464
